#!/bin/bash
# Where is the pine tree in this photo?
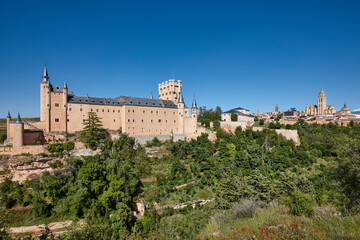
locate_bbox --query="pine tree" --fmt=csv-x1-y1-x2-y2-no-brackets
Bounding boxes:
78,112,108,150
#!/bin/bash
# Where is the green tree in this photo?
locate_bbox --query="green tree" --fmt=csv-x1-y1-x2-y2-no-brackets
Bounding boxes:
78,112,108,150
231,113,238,122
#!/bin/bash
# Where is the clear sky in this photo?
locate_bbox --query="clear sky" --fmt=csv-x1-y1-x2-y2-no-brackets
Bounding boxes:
1,0,360,117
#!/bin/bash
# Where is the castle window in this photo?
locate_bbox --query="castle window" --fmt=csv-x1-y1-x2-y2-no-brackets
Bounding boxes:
128,110,130,113
143,110,145,113
102,109,104,112
166,120,167,123
164,111,166,114
151,120,153,123
156,111,158,114
91,109,93,112
174,120,176,123
133,110,135,113
108,109,110,112
67,119,69,122
55,103,59,107
113,119,115,122
113,110,115,113
133,119,135,122
80,108,82,111
69,108,71,111
118,110,120,113
97,109,98,112
151,111,153,113
158,119,161,123
55,118,59,122
128,119,130,122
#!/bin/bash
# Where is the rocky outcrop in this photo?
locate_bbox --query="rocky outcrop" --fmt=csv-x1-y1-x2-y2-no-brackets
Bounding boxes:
0,155,64,183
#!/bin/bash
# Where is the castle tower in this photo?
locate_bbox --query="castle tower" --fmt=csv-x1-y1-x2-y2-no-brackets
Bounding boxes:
158,79,182,102
63,81,68,132
45,79,51,132
191,95,198,118
317,88,327,115
275,104,279,113
40,65,49,122
12,113,24,149
178,93,185,134
7,111,11,139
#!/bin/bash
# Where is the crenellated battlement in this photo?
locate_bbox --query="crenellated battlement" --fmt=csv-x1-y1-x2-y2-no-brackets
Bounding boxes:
158,79,182,102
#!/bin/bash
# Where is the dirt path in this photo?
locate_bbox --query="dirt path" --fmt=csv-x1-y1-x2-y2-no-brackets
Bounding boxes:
9,220,73,234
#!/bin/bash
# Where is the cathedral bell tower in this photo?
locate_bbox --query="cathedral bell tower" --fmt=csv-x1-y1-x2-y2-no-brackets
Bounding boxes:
317,88,327,115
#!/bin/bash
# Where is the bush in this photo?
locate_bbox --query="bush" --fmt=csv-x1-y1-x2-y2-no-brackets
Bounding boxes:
64,141,75,151
282,190,315,217
0,133,7,144
146,137,162,147
46,143,64,153
230,199,258,219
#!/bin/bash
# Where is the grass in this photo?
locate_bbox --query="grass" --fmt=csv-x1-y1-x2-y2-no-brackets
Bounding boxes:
7,206,68,227
197,203,360,240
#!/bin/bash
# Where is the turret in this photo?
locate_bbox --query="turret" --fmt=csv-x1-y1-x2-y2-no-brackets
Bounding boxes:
7,111,11,139
178,93,185,108
191,95,198,118
13,113,24,148
40,65,49,122
150,92,153,99
42,65,49,83
45,76,51,132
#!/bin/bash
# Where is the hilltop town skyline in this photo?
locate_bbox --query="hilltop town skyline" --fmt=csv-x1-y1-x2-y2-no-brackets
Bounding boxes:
1,1,360,117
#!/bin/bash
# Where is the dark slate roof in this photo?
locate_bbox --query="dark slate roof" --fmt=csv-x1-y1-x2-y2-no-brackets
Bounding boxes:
223,107,250,113
68,95,178,108
51,85,74,95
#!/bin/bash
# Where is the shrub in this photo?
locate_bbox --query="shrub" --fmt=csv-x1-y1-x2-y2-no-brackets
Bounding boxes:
230,199,258,219
0,133,7,144
282,190,315,217
64,141,75,151
146,137,162,147
46,143,64,153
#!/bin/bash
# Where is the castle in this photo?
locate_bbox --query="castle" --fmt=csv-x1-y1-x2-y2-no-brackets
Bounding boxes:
3,66,199,154
304,89,336,116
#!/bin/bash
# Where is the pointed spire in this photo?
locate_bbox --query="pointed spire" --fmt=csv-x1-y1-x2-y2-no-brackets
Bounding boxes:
7,110,11,118
43,65,48,77
64,80,67,89
42,65,49,82
46,80,50,87
150,92,153,99
192,95,197,109
178,93,184,104
16,112,22,123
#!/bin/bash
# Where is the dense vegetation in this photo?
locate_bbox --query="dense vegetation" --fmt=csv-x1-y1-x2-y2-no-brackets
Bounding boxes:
1,120,360,239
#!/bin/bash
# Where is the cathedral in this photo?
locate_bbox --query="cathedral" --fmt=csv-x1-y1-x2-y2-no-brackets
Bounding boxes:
304,89,336,116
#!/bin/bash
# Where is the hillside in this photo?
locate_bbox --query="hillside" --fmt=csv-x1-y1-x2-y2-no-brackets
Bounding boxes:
1,121,360,239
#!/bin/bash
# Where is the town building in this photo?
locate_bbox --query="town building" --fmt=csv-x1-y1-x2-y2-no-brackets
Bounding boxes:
221,107,255,123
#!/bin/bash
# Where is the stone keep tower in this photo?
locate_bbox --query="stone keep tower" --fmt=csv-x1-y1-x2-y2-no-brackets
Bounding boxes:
158,79,182,102
317,88,326,115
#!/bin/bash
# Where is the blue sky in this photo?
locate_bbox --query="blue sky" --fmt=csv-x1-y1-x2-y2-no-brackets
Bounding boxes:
1,0,360,117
